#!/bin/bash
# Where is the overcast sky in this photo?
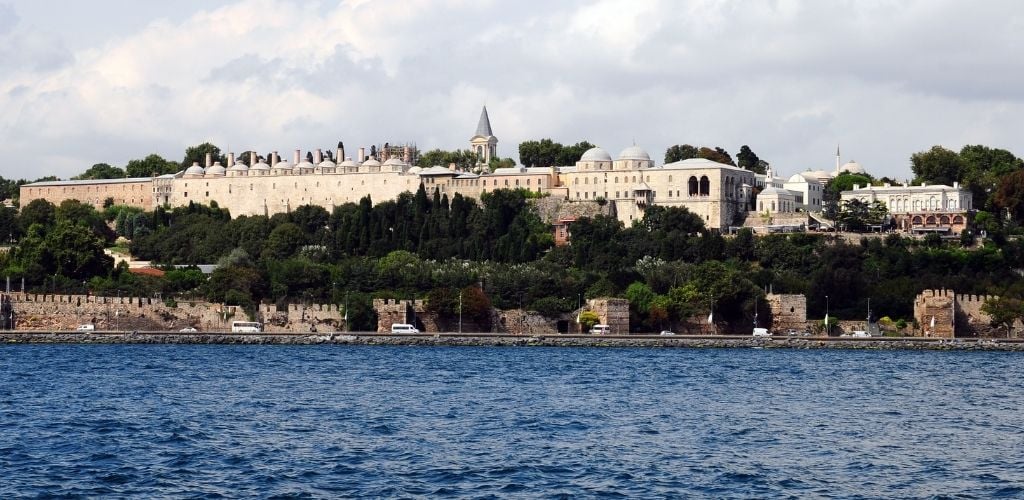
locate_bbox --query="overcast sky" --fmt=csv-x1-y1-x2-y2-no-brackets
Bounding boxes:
2,0,1023,181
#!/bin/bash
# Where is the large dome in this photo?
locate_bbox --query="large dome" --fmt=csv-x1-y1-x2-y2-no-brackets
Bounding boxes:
205,162,226,176
184,162,205,176
580,147,612,162
839,161,866,175
617,146,651,161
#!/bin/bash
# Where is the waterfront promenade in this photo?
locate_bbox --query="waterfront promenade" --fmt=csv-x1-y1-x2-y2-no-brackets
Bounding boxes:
1,331,1022,350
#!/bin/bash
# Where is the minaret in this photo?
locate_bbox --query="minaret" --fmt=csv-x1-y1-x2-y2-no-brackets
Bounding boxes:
835,143,841,176
470,105,498,164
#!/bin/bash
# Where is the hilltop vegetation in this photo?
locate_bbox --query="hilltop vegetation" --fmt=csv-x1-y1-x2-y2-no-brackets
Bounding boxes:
3,141,1024,332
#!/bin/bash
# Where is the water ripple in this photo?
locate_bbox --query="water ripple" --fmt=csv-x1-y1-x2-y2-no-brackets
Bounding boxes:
1,346,1024,496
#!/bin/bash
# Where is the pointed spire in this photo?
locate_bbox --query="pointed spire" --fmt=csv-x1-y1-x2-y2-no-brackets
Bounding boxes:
475,105,493,137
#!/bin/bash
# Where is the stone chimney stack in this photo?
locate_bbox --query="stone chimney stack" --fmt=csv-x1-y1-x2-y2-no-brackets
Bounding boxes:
404,146,411,163
227,152,235,166
293,149,301,165
250,151,257,166
205,152,212,168
272,151,279,164
314,149,323,164
358,147,366,162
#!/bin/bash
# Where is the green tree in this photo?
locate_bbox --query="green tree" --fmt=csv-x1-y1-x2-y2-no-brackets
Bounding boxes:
665,144,698,163
72,163,125,180
19,199,56,233
182,142,224,169
697,146,735,166
263,223,306,261
125,154,180,177
736,145,766,173
981,296,1024,338
992,170,1024,222
911,145,964,186
579,310,600,332
959,145,1023,210
518,138,563,168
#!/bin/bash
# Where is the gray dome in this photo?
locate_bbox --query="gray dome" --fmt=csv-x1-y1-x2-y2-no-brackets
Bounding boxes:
317,159,337,169
272,160,293,170
362,159,381,167
296,160,315,170
228,161,249,171
250,160,270,171
618,146,650,161
205,162,226,176
839,161,866,175
383,158,406,166
581,147,612,162
184,162,205,175
339,159,358,168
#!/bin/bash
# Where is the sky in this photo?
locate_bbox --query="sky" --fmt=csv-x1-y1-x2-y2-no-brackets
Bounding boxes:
1,0,1023,181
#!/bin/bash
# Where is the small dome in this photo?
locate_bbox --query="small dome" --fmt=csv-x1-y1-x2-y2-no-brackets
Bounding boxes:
318,159,337,169
760,186,784,195
228,161,249,171
250,160,270,171
803,169,831,183
184,162,205,176
272,160,292,170
205,162,226,176
383,158,406,166
617,146,651,161
339,159,358,168
787,173,813,183
581,147,612,162
839,161,866,175
362,159,381,167
296,160,315,170
408,166,423,174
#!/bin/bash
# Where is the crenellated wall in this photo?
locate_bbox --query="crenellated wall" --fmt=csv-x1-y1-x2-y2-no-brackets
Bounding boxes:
8,292,249,331
258,302,344,332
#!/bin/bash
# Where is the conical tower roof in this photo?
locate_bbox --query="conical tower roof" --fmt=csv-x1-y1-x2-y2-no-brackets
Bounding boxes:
475,105,493,137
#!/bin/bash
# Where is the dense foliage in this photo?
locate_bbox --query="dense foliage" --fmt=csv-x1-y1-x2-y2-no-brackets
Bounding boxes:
4,140,1024,333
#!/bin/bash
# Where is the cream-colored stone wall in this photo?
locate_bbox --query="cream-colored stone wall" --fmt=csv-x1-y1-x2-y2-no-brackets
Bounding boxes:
171,170,422,217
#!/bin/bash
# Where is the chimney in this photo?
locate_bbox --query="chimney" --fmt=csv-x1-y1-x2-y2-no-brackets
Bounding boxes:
272,151,280,164
358,147,366,162
205,152,212,168
336,146,344,163
953,181,959,189
404,146,411,163
294,149,301,165
315,149,323,164
250,151,257,166
228,152,235,167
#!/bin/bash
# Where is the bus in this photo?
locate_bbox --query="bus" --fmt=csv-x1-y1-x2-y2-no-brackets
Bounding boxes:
231,321,263,333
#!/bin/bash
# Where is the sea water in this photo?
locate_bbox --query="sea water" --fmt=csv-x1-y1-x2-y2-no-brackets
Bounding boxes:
1,345,1023,497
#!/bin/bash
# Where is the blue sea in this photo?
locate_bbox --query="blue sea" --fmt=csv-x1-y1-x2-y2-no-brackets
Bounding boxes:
2,345,1023,498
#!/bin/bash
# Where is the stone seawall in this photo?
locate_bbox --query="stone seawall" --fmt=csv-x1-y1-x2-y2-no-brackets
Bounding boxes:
2,332,1023,351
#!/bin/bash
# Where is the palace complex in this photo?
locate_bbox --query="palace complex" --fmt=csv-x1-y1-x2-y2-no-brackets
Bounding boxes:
19,107,974,234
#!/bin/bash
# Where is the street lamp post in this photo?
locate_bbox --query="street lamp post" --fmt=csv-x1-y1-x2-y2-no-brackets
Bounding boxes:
458,290,463,334
825,295,830,335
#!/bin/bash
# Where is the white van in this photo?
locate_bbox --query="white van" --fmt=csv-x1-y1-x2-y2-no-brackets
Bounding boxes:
391,323,420,334
752,327,771,337
589,324,611,335
76,324,95,332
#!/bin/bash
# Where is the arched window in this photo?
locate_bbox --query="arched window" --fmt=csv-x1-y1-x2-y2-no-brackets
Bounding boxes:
699,176,710,196
688,176,699,196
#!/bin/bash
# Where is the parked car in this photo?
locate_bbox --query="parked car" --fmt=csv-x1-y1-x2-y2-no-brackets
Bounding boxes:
752,328,771,337
589,324,611,335
659,330,676,336
851,330,871,338
76,324,95,332
179,327,198,332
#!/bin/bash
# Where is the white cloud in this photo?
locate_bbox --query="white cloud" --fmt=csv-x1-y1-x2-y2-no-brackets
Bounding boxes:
0,0,1023,181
